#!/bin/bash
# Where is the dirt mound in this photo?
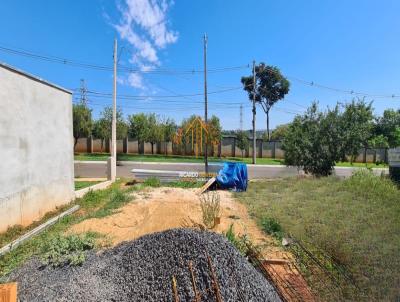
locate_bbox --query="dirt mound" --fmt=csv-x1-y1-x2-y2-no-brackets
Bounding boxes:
10,229,281,301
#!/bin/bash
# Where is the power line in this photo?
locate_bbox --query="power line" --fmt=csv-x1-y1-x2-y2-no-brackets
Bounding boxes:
0,44,249,75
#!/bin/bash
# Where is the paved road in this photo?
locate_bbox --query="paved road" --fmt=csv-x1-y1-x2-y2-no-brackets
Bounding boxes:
74,161,388,180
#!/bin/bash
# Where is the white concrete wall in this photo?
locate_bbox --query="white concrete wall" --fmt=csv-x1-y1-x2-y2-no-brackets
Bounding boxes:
0,64,74,232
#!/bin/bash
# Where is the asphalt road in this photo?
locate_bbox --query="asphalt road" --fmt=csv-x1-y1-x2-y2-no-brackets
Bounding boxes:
74,161,388,180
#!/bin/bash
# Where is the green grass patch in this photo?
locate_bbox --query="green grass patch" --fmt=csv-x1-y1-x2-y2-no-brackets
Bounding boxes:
74,181,100,190
74,152,387,167
0,181,134,278
235,171,399,301
40,232,99,267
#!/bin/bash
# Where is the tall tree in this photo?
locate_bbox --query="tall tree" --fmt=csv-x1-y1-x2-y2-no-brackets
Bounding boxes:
207,115,222,144
92,118,108,152
374,109,400,148
72,102,92,151
340,99,374,163
146,113,162,154
236,130,249,158
241,63,290,141
160,117,177,155
128,113,149,153
92,106,128,152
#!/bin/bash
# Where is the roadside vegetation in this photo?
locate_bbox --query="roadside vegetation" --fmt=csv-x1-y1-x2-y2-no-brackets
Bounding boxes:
74,153,387,168
235,171,400,301
0,182,133,278
74,181,100,190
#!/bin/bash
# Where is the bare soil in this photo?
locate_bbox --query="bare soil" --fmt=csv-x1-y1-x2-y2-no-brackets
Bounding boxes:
70,187,283,257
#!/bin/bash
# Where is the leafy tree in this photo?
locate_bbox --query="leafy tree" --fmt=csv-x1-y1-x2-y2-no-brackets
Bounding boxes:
269,124,290,141
73,102,92,151
207,115,222,144
128,113,149,152
236,130,249,157
241,63,290,141
374,109,400,147
92,118,108,152
146,113,163,154
282,103,342,176
160,117,177,155
340,99,374,163
368,135,389,148
92,106,128,152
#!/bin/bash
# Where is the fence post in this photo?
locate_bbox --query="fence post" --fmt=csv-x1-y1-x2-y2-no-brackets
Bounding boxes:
363,147,367,163
259,139,263,158
232,137,236,157
272,141,276,159
87,136,93,153
123,137,128,154
105,139,110,153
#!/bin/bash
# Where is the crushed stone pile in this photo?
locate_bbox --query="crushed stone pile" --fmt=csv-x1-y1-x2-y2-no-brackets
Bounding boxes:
9,228,281,302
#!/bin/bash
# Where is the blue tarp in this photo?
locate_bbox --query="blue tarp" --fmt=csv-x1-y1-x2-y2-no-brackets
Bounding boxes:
216,162,248,192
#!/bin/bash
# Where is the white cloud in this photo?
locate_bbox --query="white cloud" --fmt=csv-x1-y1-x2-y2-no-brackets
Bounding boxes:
127,73,145,89
114,0,178,89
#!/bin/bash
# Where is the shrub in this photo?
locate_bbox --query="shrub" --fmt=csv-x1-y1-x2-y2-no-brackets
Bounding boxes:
199,191,220,229
40,233,97,267
282,103,342,176
260,217,284,240
143,177,161,187
224,224,253,255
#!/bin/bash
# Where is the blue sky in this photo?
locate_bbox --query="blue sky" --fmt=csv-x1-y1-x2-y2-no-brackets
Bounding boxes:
1,0,400,130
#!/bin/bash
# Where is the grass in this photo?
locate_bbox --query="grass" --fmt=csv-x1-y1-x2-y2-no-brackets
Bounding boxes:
0,181,133,279
74,152,388,168
235,171,400,301
74,181,100,190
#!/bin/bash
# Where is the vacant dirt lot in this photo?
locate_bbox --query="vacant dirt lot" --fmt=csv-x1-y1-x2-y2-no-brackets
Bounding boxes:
70,187,283,257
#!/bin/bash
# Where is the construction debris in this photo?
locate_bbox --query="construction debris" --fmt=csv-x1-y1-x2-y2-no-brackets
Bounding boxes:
9,229,281,302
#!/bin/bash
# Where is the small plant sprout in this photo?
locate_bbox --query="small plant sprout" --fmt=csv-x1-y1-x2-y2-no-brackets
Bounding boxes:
199,191,221,229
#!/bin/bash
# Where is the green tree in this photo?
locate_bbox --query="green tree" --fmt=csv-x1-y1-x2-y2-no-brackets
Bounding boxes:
73,102,92,151
236,130,249,158
207,115,222,144
340,99,374,163
282,103,342,176
241,63,290,141
160,117,177,155
374,109,400,147
128,113,149,152
92,106,128,152
146,113,162,154
92,118,108,152
368,135,389,148
269,124,290,141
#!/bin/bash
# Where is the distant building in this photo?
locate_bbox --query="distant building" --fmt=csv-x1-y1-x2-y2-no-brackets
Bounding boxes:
0,62,74,232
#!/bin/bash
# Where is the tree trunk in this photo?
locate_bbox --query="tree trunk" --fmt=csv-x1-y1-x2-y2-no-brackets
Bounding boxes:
266,109,270,141
138,141,140,155
100,139,104,153
165,141,168,156
151,143,154,154
74,137,78,152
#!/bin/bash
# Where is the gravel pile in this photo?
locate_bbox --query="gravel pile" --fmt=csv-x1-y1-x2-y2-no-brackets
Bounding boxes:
9,228,281,301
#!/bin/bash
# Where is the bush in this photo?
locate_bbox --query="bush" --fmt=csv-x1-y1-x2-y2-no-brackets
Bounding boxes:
199,191,220,229
224,224,253,255
282,103,342,176
260,217,284,240
40,233,97,267
143,177,161,187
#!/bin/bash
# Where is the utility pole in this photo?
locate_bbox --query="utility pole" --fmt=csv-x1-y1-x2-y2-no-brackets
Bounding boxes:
240,104,243,131
108,38,117,181
204,33,208,175
252,60,257,164
80,79,87,105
